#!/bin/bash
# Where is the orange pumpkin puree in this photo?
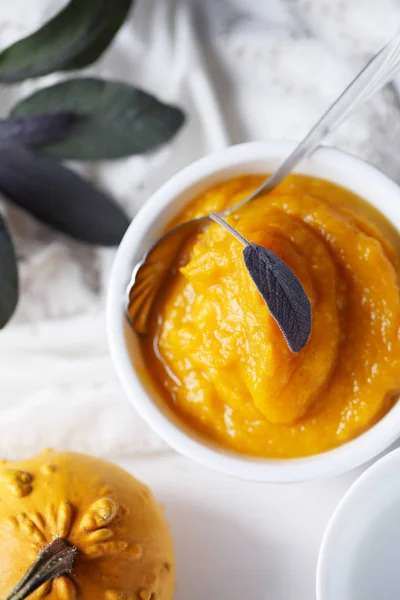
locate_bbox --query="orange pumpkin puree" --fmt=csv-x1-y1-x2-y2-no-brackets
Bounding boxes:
140,174,400,458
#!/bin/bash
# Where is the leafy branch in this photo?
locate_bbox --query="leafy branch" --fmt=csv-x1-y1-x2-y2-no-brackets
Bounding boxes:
0,0,186,327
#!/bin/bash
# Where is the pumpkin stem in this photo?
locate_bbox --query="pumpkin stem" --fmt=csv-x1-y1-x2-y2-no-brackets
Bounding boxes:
5,537,77,600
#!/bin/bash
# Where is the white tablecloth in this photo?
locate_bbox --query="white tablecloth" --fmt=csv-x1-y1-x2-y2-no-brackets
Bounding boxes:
0,2,400,597
1,0,399,460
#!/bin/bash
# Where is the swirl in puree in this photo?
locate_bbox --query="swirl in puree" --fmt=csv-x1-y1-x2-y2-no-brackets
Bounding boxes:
140,175,400,458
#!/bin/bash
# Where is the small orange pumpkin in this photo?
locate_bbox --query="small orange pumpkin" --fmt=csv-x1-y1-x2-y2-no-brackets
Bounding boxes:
0,450,175,600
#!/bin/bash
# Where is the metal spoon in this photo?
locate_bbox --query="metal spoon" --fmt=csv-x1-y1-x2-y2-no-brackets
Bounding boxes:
126,29,400,334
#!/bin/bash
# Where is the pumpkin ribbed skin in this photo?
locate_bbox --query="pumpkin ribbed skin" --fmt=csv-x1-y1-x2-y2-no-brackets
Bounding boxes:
0,450,175,600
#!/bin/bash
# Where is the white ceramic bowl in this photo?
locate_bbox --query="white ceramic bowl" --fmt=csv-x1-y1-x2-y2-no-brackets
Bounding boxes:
107,141,400,483
317,447,400,600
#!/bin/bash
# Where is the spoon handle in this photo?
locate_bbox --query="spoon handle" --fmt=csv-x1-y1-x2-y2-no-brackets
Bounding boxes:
225,29,400,211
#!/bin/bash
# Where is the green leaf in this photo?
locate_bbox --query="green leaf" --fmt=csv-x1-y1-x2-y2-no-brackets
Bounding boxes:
11,78,186,161
0,113,78,146
0,0,134,83
243,242,311,353
0,212,18,328
210,212,312,353
0,143,129,246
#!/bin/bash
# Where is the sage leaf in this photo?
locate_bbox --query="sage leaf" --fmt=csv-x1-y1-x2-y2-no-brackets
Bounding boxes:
0,113,78,146
0,144,129,246
243,243,312,353
209,213,312,352
0,213,18,328
11,78,185,160
0,0,134,83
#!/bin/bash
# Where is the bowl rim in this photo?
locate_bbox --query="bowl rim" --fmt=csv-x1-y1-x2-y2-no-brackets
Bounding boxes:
316,446,400,599
107,141,400,483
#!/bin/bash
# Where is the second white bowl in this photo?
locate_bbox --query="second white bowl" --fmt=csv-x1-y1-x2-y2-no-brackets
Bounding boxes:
317,447,400,600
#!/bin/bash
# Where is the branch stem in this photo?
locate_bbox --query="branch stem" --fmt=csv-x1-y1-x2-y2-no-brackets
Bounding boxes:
5,537,77,600
210,212,248,246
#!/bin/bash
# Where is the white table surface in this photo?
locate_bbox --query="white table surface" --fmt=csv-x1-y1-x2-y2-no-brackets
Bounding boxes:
117,450,391,600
